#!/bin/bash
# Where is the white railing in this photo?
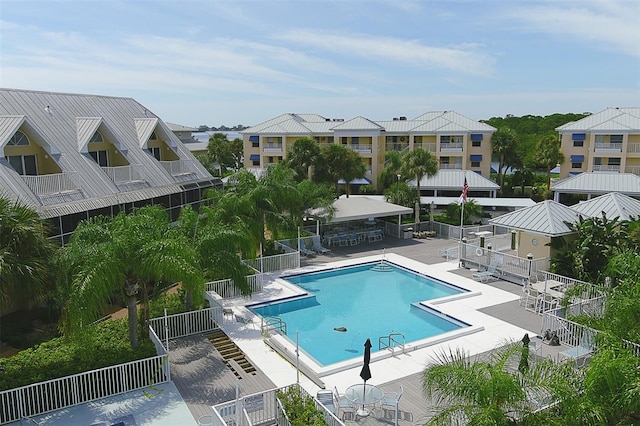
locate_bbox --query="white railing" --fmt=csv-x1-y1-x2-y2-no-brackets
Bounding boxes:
440,142,463,151
592,165,620,172
537,271,601,299
101,164,145,185
459,243,550,284
243,252,300,273
628,143,640,153
541,314,597,349
414,142,436,152
205,274,264,299
21,172,81,196
0,354,169,424
385,143,409,151
594,142,622,151
625,165,640,175
439,163,463,169
148,307,220,342
349,144,372,153
262,143,283,152
159,160,196,177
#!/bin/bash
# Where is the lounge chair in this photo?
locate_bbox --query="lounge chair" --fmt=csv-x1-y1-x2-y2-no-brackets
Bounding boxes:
299,239,316,257
316,390,336,415
312,235,332,255
472,260,499,283
235,314,255,328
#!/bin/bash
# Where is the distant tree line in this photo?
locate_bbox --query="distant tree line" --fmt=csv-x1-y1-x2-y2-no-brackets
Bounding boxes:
197,124,249,132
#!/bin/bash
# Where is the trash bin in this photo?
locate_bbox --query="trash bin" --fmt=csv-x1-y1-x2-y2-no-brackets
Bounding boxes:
404,228,414,239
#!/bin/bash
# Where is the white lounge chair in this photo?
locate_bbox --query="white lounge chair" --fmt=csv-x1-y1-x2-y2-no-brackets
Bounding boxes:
312,235,331,255
299,239,316,257
472,260,499,283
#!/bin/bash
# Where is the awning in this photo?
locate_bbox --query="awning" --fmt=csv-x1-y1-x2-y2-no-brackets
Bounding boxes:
249,154,260,161
470,154,483,161
570,155,584,162
337,177,372,185
572,133,586,141
310,196,412,223
470,134,483,141
249,135,259,142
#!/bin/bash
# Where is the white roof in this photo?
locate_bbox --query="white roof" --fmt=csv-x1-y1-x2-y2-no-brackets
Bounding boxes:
166,122,197,132
551,172,640,196
410,169,500,191
419,196,535,209
556,107,640,132
489,200,582,237
315,196,412,223
570,192,640,221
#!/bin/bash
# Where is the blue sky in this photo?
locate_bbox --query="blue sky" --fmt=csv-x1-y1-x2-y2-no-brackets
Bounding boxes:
1,0,639,127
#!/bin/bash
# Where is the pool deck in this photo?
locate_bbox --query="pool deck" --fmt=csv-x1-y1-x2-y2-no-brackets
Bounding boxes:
167,236,567,425
26,236,566,425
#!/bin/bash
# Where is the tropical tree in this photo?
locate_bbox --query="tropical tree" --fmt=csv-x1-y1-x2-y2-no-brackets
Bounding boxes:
491,127,518,188
285,137,324,181
0,197,55,310
320,144,366,198
59,206,204,349
422,343,564,425
399,147,438,223
536,134,564,189
228,137,244,171
206,133,234,175
383,181,416,208
444,200,483,225
379,150,403,190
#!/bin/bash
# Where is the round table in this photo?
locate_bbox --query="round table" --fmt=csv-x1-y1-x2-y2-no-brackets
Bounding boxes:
344,383,384,417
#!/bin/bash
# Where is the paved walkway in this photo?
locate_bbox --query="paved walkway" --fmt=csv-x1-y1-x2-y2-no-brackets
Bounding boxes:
169,235,566,425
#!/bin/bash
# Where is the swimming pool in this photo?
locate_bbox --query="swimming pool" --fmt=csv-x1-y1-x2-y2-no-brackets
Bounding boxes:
250,261,472,367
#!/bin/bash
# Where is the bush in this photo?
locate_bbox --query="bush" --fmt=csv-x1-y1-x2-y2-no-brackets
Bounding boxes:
277,386,328,426
0,319,156,391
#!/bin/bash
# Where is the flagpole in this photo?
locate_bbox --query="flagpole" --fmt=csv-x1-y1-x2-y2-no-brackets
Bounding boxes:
460,201,464,241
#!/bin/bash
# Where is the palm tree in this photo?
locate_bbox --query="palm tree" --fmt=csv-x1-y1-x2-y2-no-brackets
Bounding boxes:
321,144,367,198
444,200,483,225
379,150,403,190
0,197,55,310
536,134,564,189
491,127,518,188
206,132,234,175
285,137,323,181
400,148,438,223
59,206,204,349
422,343,562,425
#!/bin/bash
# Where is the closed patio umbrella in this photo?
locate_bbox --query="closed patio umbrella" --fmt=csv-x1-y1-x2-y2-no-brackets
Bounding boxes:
359,338,372,407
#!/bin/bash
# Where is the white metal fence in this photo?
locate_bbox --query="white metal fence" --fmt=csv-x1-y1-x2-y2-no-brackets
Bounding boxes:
21,172,81,196
243,252,300,273
148,307,221,343
102,165,145,185
0,354,169,424
205,274,264,299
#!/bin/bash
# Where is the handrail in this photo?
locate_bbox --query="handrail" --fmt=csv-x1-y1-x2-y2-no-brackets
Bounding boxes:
262,316,287,335
379,332,405,355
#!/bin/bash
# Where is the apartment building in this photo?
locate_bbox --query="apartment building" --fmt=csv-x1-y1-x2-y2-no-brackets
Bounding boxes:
556,107,640,177
0,88,221,244
242,111,496,190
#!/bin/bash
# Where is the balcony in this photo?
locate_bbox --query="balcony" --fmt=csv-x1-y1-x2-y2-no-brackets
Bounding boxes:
592,165,620,173
628,143,640,154
385,143,409,152
439,163,463,170
414,142,436,152
440,142,463,152
625,166,640,175
160,160,197,182
594,142,622,152
263,143,283,152
102,165,145,185
349,144,372,153
21,172,83,205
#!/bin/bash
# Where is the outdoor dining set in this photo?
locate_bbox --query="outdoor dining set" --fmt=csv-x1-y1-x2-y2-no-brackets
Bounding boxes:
322,227,384,247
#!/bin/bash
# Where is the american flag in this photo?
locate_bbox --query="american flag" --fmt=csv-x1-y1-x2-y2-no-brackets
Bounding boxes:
459,178,469,204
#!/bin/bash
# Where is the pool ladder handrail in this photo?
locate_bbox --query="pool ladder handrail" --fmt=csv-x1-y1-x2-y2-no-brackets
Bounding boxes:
379,332,405,355
261,316,287,336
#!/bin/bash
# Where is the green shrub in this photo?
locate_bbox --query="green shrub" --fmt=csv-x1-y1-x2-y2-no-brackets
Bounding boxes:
277,386,328,426
0,319,156,391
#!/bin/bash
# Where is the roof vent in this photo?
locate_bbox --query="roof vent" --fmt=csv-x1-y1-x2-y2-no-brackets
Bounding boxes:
399,116,407,120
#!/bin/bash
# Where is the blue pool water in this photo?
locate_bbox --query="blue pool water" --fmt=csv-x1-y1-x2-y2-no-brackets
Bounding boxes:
250,262,469,366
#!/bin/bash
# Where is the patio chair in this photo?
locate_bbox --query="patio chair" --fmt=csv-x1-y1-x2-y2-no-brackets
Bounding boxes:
312,235,332,255
472,260,499,283
334,386,356,420
349,233,359,246
316,389,336,415
235,314,255,328
380,385,403,422
299,239,316,257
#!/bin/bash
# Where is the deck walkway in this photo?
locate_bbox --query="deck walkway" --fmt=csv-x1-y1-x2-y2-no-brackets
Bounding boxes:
169,235,571,425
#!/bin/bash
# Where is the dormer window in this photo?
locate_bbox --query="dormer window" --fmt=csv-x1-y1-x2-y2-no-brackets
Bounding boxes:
89,132,103,143
149,131,158,141
8,130,30,146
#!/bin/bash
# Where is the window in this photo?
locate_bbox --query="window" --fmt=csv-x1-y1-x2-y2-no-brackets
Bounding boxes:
341,137,348,144
89,131,103,143
471,161,480,168
7,155,37,175
571,162,582,169
609,157,621,166
8,130,30,146
328,136,334,144
472,140,481,147
414,136,422,143
89,150,109,167
595,135,605,144
252,158,260,166
251,140,259,148
268,156,274,163
148,147,161,160
149,131,158,141
610,135,623,143
573,140,584,147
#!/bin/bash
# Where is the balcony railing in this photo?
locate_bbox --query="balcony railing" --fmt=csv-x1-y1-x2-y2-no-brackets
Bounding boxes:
594,142,622,151
159,160,196,177
414,142,436,152
440,142,463,151
439,163,463,170
385,143,409,152
592,165,620,172
21,172,81,196
349,144,372,153
102,165,145,185
628,143,640,153
263,143,283,152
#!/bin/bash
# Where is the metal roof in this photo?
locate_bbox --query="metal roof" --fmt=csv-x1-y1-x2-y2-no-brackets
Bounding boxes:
317,196,412,223
409,169,500,191
166,122,197,132
551,172,640,196
570,192,640,221
556,107,640,132
489,200,582,237
331,116,383,131
419,196,535,209
0,88,212,211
